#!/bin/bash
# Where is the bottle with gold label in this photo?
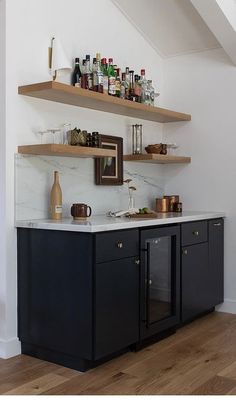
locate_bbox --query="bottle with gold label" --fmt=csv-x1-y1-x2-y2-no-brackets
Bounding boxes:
50,171,62,220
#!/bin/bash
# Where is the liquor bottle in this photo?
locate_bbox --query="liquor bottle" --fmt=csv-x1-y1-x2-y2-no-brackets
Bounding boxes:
101,58,109,94
145,80,151,105
96,53,103,93
71,58,82,87
120,72,126,99
108,58,116,96
129,70,135,101
115,68,121,97
125,67,130,100
140,69,147,104
50,171,62,221
80,59,87,89
134,74,142,103
148,80,155,106
85,54,93,90
92,58,98,91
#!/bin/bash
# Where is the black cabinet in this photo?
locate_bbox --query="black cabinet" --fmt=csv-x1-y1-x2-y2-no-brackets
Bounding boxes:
208,219,224,305
18,227,139,371
182,242,209,322
18,229,94,371
95,257,139,359
17,218,224,372
181,219,224,323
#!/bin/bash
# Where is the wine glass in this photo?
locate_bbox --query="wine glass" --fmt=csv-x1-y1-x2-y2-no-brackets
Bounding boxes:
37,130,48,144
47,128,62,144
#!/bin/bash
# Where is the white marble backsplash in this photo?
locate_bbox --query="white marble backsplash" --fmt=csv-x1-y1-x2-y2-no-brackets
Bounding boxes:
15,154,165,220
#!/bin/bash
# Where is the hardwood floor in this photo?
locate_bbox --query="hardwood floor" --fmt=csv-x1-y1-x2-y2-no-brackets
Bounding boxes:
1,312,236,395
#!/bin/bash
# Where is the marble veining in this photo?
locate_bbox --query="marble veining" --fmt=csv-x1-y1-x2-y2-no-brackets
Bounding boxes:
15,154,165,220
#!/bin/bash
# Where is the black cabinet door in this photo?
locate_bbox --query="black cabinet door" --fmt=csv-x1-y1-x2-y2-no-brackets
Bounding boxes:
18,229,93,360
181,242,209,322
209,219,224,306
95,257,139,360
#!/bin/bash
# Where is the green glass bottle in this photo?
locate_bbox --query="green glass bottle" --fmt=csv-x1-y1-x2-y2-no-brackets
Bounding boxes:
108,58,116,96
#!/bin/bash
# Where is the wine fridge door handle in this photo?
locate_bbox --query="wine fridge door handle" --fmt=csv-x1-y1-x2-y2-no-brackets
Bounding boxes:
146,242,151,328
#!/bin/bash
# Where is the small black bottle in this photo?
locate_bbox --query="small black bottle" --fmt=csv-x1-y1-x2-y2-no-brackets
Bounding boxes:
72,58,82,87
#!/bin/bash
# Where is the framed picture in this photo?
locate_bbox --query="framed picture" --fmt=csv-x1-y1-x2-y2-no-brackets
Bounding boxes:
95,135,123,185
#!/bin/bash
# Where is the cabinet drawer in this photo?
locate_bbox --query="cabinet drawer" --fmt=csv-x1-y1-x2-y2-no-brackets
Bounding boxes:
95,229,139,263
181,221,207,246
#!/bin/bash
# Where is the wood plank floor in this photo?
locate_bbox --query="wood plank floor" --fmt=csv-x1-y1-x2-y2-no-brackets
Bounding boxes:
1,312,236,395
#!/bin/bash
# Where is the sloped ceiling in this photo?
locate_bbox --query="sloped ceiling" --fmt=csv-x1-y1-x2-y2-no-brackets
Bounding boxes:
112,0,220,57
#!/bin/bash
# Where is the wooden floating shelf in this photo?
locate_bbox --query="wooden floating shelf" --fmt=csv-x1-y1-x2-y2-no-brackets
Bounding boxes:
124,154,191,164
18,81,191,124
17,144,116,159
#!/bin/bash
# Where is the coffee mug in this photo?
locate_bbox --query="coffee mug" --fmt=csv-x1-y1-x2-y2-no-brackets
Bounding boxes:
71,203,92,219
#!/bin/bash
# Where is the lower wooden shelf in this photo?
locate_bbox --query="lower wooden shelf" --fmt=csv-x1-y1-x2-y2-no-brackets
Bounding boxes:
124,154,191,164
17,144,116,159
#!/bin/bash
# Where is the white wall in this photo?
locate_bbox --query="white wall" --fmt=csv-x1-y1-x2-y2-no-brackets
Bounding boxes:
163,47,236,313
0,0,7,349
0,0,165,357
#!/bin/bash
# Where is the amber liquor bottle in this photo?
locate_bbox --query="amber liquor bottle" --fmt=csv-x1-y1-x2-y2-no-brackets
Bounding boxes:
50,171,62,220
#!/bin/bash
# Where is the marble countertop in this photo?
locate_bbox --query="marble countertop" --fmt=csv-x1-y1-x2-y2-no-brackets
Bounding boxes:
15,211,225,233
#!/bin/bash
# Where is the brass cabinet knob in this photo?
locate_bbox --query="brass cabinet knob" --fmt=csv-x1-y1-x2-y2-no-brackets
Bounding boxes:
149,280,152,285
192,231,199,236
117,242,123,249
183,249,188,255
135,259,140,265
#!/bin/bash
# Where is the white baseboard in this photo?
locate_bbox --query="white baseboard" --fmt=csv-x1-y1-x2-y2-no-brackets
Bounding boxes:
216,299,236,314
0,337,21,359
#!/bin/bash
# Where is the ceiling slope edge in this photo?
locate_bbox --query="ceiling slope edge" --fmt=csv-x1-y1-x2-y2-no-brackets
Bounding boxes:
111,0,166,58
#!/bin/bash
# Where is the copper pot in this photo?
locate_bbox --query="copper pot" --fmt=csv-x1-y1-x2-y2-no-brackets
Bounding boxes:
156,198,169,213
164,195,179,212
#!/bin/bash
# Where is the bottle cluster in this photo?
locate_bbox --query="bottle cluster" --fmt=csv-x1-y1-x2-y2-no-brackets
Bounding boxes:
71,53,156,106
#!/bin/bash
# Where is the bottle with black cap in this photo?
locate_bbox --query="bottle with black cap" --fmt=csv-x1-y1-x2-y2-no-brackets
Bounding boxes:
72,58,81,87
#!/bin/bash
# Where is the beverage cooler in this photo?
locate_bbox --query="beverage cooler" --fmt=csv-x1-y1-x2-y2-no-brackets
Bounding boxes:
140,225,180,340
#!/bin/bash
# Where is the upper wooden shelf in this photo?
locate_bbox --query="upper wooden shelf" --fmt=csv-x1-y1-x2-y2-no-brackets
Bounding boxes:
18,144,116,159
18,81,191,123
124,154,191,164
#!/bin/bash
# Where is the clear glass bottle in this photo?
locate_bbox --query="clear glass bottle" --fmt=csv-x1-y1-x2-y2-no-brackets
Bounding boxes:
125,67,130,100
140,69,147,104
134,74,141,103
148,80,155,106
145,80,151,106
120,72,126,99
85,54,93,90
96,53,103,93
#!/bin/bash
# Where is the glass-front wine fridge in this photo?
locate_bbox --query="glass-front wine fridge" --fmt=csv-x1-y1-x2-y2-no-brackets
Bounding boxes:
140,225,180,339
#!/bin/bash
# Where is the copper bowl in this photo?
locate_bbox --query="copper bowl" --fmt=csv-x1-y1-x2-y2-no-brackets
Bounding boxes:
145,143,167,155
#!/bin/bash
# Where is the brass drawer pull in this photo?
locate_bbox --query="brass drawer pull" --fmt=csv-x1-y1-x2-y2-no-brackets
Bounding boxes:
213,222,221,227
117,242,123,249
192,231,199,236
135,259,140,265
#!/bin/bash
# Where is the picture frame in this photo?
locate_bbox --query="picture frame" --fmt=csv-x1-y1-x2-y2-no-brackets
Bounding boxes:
95,135,123,185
